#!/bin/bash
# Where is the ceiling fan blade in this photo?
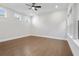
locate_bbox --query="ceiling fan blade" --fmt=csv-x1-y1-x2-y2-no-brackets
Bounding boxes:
25,4,31,7
35,6,41,8
35,8,37,11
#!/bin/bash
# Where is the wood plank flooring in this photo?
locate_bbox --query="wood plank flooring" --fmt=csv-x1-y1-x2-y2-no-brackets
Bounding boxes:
0,36,73,56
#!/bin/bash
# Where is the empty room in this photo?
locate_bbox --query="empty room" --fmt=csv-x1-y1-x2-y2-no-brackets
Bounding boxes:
0,3,79,56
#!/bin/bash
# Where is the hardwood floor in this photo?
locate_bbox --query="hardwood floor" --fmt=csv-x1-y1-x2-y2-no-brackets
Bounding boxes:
0,36,73,56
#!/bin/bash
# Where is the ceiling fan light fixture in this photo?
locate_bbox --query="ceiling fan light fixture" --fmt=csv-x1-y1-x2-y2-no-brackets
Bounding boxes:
32,7,35,10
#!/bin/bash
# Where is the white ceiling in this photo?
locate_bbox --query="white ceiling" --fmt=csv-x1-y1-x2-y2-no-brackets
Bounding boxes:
1,3,69,16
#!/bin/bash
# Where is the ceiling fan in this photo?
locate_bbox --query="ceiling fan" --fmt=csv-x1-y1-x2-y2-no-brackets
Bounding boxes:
25,3,41,11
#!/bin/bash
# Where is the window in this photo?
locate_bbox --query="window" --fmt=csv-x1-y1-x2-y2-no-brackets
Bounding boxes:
0,7,6,17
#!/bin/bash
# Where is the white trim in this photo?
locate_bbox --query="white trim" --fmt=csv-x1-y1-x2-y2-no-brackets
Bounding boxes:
68,33,79,48
67,33,73,39
31,34,66,40
73,40,79,47
0,34,31,42
0,34,66,42
67,33,79,56
67,33,79,47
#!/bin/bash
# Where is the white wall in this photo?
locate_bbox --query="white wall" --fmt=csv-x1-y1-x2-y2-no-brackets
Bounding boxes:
67,4,78,39
32,10,67,39
67,4,79,56
0,6,67,42
0,7,31,41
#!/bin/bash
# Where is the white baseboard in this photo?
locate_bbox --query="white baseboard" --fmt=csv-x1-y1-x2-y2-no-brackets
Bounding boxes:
0,34,66,42
66,33,79,56
0,34,31,42
31,34,66,40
